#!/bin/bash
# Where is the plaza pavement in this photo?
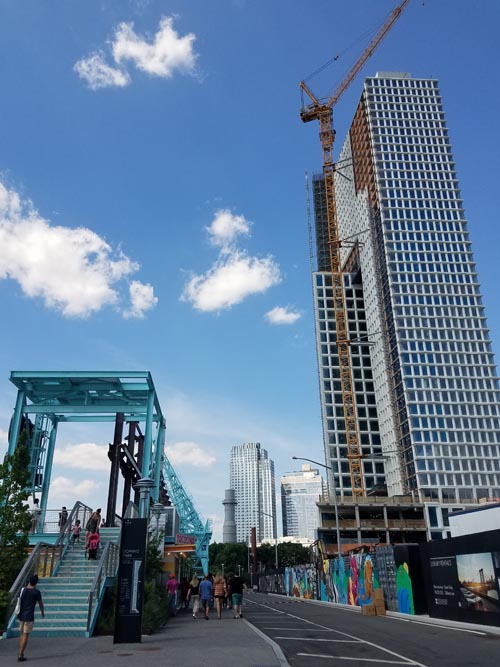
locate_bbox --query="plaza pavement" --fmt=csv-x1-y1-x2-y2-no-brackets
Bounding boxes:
0,602,287,667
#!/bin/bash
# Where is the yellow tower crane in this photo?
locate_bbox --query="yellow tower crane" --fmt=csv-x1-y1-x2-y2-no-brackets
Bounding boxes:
300,0,410,496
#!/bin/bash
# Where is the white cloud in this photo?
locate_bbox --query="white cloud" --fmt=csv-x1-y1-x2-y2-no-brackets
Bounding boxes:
113,17,198,78
75,16,198,89
48,476,99,506
0,427,7,447
74,52,130,90
165,441,216,468
265,306,302,325
206,209,251,249
54,443,110,472
123,280,158,319
181,250,281,312
0,181,156,318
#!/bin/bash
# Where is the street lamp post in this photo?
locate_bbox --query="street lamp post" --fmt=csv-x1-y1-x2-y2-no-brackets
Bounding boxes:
260,510,278,570
292,456,342,558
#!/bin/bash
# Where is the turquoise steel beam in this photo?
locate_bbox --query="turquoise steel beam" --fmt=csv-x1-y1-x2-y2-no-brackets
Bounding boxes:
8,390,25,456
141,388,155,479
23,405,153,415
153,419,165,502
162,455,212,574
39,418,58,525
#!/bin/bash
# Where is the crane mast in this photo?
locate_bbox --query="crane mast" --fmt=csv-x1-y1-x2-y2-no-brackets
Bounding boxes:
301,1,410,496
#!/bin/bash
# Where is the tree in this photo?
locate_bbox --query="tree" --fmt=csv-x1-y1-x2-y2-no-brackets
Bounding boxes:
208,542,248,575
256,542,313,570
0,429,32,623
278,543,312,567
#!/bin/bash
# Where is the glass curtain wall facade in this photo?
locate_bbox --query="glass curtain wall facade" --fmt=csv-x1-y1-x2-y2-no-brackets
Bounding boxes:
313,72,500,503
281,465,325,540
229,442,277,542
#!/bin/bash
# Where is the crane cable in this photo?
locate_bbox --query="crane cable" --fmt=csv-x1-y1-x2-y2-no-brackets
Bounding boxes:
302,7,394,85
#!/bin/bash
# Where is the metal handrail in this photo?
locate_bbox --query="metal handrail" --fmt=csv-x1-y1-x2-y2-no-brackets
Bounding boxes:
5,541,59,629
52,501,94,576
86,540,120,633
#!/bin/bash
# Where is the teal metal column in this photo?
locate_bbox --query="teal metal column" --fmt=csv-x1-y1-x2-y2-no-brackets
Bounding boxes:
8,390,25,456
141,389,155,479
40,418,58,526
153,419,165,502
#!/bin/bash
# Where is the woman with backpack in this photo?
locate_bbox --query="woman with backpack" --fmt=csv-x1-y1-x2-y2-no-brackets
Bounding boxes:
87,530,100,559
85,508,101,548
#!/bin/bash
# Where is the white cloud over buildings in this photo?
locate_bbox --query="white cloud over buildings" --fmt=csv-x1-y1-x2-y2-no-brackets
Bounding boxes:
54,443,110,472
181,208,281,312
265,305,301,325
75,16,198,90
165,441,216,468
0,181,157,318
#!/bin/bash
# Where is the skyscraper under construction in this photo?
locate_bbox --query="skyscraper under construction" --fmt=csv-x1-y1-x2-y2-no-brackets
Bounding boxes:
313,72,500,505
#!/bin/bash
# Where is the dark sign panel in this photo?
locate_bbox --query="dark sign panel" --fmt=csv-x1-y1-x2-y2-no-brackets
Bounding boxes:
421,529,500,627
114,518,148,643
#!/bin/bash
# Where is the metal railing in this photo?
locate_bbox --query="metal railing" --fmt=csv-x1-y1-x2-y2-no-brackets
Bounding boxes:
5,542,60,629
5,500,94,629
87,540,120,634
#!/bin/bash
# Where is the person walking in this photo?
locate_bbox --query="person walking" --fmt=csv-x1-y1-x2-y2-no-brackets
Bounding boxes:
187,576,200,618
71,519,81,546
166,573,179,616
213,574,227,619
229,572,245,618
87,529,100,559
58,506,68,529
17,574,44,662
199,574,213,620
85,508,101,548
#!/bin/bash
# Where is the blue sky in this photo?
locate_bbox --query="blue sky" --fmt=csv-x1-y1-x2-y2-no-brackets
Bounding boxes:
1,0,499,540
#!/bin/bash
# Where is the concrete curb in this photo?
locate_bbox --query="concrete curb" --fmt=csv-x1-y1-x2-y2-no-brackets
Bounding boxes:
242,618,290,666
266,592,500,636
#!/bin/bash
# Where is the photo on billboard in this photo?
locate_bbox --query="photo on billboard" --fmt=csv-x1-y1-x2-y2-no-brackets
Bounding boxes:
456,551,500,614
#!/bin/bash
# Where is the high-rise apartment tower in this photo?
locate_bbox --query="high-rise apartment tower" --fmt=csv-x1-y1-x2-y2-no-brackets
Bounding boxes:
281,464,325,541
229,442,277,542
313,72,500,504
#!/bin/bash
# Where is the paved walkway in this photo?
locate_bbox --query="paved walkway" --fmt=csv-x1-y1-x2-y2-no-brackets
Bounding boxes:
0,600,285,666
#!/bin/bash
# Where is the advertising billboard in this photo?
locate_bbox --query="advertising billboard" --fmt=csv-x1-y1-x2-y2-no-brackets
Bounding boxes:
421,529,500,626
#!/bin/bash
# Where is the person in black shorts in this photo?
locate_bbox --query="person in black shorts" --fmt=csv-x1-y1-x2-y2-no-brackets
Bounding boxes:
17,574,44,662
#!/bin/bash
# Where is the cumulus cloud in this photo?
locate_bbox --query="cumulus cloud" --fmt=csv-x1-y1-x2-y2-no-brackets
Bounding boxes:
206,209,251,249
73,52,130,90
48,476,99,505
75,16,198,89
181,250,281,312
165,441,216,468
123,280,158,319
54,443,110,471
0,181,157,318
265,306,302,325
113,17,197,77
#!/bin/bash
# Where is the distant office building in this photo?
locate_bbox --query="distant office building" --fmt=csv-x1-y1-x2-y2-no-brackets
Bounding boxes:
229,442,277,542
281,464,325,541
312,72,500,505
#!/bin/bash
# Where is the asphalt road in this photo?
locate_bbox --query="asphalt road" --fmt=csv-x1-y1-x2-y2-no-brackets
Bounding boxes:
243,591,500,667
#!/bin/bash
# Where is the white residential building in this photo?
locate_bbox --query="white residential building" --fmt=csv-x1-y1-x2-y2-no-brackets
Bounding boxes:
313,72,500,504
229,442,277,542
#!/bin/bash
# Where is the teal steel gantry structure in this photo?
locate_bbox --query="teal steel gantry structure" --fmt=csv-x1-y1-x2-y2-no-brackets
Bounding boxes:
7,371,211,568
162,456,212,575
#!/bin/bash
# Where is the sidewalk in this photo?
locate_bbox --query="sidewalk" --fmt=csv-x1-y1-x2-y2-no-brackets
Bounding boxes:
0,602,285,666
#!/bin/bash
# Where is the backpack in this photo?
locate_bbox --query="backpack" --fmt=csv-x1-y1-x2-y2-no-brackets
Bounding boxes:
89,534,100,550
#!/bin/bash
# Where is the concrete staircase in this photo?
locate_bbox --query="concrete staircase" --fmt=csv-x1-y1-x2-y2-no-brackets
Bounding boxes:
8,527,120,638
